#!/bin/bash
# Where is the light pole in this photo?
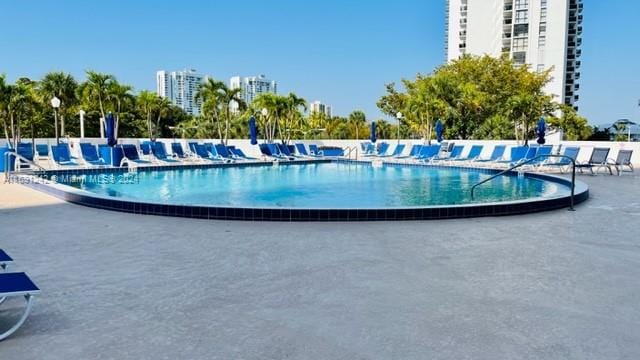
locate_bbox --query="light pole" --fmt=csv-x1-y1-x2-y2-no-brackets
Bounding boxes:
396,112,403,145
261,108,269,142
51,97,61,144
79,110,86,139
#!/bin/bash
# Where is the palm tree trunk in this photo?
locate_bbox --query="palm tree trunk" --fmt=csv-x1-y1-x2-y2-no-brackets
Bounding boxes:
9,113,15,148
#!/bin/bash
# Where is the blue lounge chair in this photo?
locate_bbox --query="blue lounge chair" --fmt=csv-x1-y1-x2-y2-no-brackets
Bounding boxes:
361,142,376,156
381,144,406,158
521,145,552,169
492,146,529,167
276,143,302,159
231,148,258,160
576,147,612,175
308,144,324,157
266,143,293,160
433,145,464,163
50,144,79,167
215,144,238,161
35,144,49,160
451,145,483,163
396,144,422,159
0,249,12,271
415,145,440,162
120,144,151,166
542,146,580,173
152,142,180,163
474,145,506,164
192,144,219,162
79,143,107,167
0,272,40,341
171,143,189,159
294,143,321,158
140,142,153,156
365,142,390,157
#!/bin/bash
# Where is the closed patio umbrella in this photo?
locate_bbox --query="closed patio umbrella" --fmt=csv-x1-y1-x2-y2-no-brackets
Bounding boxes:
435,119,444,143
249,116,258,145
105,112,117,147
536,117,546,145
370,122,377,143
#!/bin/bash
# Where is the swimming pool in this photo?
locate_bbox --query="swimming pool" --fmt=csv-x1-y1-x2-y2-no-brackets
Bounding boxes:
24,160,589,221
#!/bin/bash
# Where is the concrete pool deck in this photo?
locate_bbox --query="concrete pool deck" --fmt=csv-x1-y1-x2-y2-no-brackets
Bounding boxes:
0,173,639,359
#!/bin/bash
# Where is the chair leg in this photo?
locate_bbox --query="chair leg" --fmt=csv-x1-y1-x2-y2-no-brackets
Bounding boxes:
0,294,35,341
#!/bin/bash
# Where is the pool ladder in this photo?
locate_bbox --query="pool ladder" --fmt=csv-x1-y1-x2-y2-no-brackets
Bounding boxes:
470,154,577,211
3,151,46,177
344,146,359,160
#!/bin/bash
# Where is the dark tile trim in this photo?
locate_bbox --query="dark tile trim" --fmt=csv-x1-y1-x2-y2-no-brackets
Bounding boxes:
18,159,589,222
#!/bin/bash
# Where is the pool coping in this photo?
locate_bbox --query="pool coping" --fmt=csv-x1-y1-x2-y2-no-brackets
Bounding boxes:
12,159,589,221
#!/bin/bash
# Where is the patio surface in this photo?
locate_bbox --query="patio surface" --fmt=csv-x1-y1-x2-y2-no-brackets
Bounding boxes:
0,173,639,359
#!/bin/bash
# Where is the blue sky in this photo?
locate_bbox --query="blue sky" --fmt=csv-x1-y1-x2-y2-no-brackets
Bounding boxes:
0,0,638,125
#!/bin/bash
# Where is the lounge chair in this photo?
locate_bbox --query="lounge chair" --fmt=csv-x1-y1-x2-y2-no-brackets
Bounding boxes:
576,147,612,175
474,145,506,164
492,146,530,167
520,145,553,170
308,144,324,157
79,143,107,167
266,143,293,160
540,146,580,173
608,150,633,175
0,249,12,271
215,144,238,162
433,145,464,163
35,144,49,161
190,144,218,162
364,142,389,157
396,144,422,159
449,145,483,164
380,144,406,158
294,143,320,158
50,144,80,168
0,272,40,341
119,144,152,167
231,148,258,160
171,143,193,160
361,142,376,156
416,145,441,162
152,142,180,164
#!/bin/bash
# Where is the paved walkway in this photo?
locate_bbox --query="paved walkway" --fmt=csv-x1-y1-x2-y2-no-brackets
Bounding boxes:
0,174,639,359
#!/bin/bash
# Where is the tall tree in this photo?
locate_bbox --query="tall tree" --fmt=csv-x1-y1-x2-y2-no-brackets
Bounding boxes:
348,110,366,140
195,78,226,140
107,81,134,138
79,70,115,137
38,71,78,138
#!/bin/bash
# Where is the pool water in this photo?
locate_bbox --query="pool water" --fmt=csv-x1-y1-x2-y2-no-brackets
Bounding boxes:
59,162,567,209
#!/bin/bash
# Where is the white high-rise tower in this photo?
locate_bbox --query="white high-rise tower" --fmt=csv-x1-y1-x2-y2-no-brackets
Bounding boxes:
156,69,205,116
445,0,583,108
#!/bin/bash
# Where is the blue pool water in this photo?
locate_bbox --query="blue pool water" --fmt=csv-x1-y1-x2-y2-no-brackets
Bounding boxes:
58,162,567,209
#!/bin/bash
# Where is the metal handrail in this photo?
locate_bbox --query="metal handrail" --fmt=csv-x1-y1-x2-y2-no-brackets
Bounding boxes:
470,154,576,211
344,146,359,160
4,151,47,177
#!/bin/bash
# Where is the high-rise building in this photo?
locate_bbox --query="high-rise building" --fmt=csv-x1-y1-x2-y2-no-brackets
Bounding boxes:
229,75,277,106
445,0,583,108
156,69,205,116
310,101,332,118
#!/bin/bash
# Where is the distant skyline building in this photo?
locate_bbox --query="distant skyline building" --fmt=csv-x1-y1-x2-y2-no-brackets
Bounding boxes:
310,100,332,118
445,0,583,109
156,69,205,116
229,75,277,107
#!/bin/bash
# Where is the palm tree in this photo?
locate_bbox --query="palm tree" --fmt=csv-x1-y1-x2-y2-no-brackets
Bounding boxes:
154,97,172,139
217,86,246,144
0,75,10,144
38,71,78,138
195,78,226,140
107,81,134,138
282,93,306,144
79,70,115,137
348,110,366,140
252,93,280,143
6,82,37,148
137,90,157,140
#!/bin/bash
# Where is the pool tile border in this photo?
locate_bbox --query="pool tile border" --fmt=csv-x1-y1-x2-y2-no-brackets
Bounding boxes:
18,159,589,222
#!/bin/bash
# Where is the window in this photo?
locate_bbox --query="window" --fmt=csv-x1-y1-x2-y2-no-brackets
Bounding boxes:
515,10,529,24
538,35,546,47
513,38,529,51
513,52,527,64
537,64,545,72
515,0,529,10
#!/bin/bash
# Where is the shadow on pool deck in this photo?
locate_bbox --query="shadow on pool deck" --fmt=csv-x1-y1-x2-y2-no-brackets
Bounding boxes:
0,174,639,359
